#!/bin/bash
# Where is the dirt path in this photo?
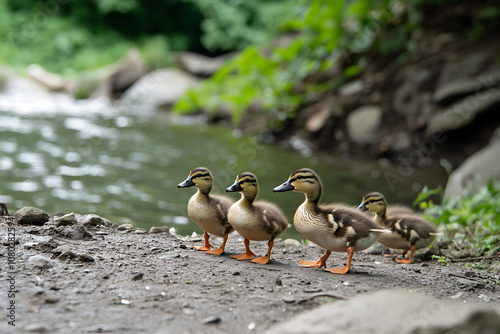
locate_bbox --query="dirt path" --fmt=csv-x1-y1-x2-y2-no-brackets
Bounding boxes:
1,221,499,333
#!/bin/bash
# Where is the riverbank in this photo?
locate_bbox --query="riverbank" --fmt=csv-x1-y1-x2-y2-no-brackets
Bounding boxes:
1,214,499,333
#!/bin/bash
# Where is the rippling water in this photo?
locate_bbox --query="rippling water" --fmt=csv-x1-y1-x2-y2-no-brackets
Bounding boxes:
0,94,447,238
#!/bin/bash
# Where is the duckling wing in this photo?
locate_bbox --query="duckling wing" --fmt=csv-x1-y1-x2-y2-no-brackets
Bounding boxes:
210,194,235,234
253,201,289,240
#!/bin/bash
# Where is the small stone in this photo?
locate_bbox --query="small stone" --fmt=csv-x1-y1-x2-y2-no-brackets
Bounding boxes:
232,271,241,276
51,245,72,256
202,316,221,324
149,226,171,234
275,278,283,286
78,214,114,227
86,324,115,333
24,323,50,332
55,213,77,226
76,253,95,262
133,228,146,234
23,242,39,249
43,295,60,304
15,206,49,225
182,307,195,315
346,105,382,144
283,296,296,303
283,239,301,247
339,79,364,96
132,273,144,281
58,251,77,260
117,223,134,231
29,255,54,269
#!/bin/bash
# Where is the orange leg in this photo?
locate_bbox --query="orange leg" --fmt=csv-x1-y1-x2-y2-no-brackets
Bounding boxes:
230,238,256,261
396,245,415,264
384,249,407,258
193,232,214,251
298,250,332,268
206,233,229,255
324,246,354,274
252,240,274,264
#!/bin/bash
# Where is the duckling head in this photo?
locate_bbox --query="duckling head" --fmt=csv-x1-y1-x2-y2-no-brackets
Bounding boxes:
177,167,213,194
358,192,387,217
273,168,322,203
226,172,258,202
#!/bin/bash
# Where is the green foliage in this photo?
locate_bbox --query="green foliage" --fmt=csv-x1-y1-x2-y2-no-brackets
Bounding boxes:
174,0,416,123
416,182,500,256
432,255,450,267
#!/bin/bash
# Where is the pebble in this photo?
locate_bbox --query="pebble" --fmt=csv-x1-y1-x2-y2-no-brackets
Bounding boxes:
29,255,54,269
55,213,77,226
51,245,72,256
24,323,51,332
132,273,144,281
202,316,221,324
133,229,146,234
149,226,171,234
58,251,77,260
117,223,134,231
283,296,296,303
76,253,95,262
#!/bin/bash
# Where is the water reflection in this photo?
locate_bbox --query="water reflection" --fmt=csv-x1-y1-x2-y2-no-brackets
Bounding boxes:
0,104,447,239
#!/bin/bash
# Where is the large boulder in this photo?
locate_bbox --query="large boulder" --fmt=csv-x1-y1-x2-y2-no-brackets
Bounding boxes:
15,206,50,225
27,64,72,92
73,49,146,99
119,68,201,111
346,105,382,144
443,130,500,201
264,290,500,334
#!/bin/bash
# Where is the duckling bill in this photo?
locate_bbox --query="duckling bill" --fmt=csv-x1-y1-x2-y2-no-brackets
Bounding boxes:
178,167,234,255
359,192,440,264
274,168,390,274
226,172,288,265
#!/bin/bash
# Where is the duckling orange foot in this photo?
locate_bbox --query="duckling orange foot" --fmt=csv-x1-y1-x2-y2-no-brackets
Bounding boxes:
251,256,270,264
206,248,224,255
230,238,256,261
324,265,351,274
194,232,214,251
395,258,413,264
298,250,332,268
395,246,414,264
324,247,354,274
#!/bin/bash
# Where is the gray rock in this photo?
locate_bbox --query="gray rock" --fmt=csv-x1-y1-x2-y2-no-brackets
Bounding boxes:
426,88,500,135
24,323,51,332
263,290,500,334
120,69,201,111
339,80,364,96
393,69,433,117
57,225,93,241
15,206,49,226
443,140,500,202
176,51,237,77
51,245,72,256
76,253,95,262
433,70,500,105
346,105,382,144
54,213,77,226
77,214,113,228
58,251,77,260
202,316,221,324
29,255,54,269
436,54,489,90
27,64,71,91
413,309,500,334
117,223,134,231
149,226,171,234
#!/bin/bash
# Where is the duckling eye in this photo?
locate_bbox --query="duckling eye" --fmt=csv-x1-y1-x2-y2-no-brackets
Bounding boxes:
297,175,302,180
369,199,374,203
245,178,249,182
196,173,201,178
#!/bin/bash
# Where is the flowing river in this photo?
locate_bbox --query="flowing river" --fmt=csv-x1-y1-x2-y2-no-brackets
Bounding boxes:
0,95,447,239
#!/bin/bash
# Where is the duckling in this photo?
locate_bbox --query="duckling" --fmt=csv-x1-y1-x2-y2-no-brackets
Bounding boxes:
358,192,440,264
273,168,390,274
226,172,289,265
177,167,234,255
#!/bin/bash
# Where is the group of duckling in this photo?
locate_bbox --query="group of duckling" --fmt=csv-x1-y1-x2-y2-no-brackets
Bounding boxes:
178,167,440,274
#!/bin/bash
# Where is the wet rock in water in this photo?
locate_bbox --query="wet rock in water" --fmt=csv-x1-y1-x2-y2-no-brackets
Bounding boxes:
15,206,49,226
76,253,95,262
55,213,77,226
58,225,93,241
149,226,171,234
117,223,134,231
77,214,114,228
28,64,71,92
29,255,54,269
346,105,382,144
176,51,237,77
